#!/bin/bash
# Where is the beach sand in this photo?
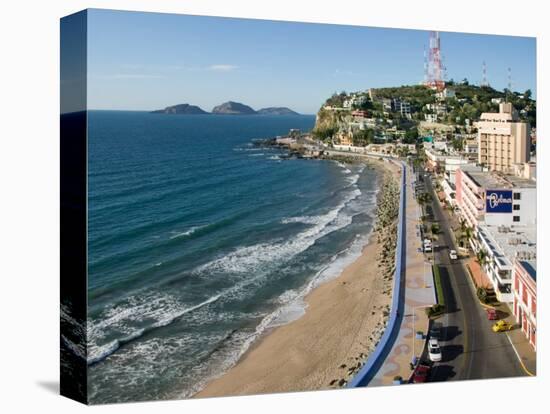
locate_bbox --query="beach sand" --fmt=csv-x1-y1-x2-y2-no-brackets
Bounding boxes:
195,159,401,398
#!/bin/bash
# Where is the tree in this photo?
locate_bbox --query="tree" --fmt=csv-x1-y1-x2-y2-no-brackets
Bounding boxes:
312,125,337,141
417,192,432,206
524,89,532,100
451,137,464,152
354,97,374,111
352,129,374,147
476,249,488,267
457,219,473,248
403,127,419,144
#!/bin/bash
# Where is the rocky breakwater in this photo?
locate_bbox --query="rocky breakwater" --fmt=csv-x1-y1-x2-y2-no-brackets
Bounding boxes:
328,166,400,387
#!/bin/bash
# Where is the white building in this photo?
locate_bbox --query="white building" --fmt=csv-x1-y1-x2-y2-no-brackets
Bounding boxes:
436,88,456,100
425,113,438,123
343,94,367,109
512,161,537,181
463,139,478,158
444,158,473,185
456,169,536,229
476,224,536,303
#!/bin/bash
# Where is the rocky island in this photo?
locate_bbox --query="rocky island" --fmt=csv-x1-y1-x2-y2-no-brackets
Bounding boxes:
257,107,299,115
211,101,257,115
151,101,300,116
151,103,209,115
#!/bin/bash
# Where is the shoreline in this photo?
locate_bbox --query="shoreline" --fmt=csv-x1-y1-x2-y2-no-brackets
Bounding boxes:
194,158,401,398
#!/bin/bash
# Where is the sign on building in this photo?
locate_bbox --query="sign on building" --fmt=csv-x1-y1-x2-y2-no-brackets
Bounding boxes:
485,189,513,213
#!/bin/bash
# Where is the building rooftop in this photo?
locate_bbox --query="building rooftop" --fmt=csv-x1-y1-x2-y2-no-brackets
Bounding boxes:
478,224,536,269
519,260,537,282
465,170,536,190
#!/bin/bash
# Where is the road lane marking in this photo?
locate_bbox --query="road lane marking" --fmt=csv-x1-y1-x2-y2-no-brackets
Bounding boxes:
505,332,534,377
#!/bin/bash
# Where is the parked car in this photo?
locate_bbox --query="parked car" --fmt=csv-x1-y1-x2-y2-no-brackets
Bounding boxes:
429,323,442,341
423,238,432,253
411,364,431,383
428,338,442,362
486,308,498,320
492,320,513,333
449,249,458,260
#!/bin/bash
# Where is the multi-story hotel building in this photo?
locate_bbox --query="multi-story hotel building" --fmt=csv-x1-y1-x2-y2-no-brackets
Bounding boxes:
454,168,536,303
455,168,536,228
512,259,537,350
477,103,530,173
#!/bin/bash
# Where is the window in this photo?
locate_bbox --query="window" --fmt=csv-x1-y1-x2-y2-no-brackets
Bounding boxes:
513,192,521,200
513,204,520,211
513,216,520,222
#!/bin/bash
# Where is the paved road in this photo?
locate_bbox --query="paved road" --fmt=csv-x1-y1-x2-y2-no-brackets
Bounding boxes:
421,172,526,382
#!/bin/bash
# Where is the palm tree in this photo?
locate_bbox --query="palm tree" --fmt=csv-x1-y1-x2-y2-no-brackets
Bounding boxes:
476,249,488,267
457,219,471,248
459,218,467,234
463,226,473,241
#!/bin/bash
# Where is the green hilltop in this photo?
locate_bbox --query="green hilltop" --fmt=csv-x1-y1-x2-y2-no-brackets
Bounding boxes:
313,82,536,147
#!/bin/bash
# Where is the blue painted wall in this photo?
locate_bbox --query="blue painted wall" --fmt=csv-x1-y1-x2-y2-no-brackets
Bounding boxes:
347,160,407,387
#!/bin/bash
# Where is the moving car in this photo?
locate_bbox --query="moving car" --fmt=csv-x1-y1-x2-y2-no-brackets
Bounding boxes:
486,308,498,320
411,364,431,383
428,338,442,362
492,320,513,332
449,249,458,260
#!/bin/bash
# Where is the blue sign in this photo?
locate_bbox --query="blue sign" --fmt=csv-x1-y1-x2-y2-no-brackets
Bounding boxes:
485,190,513,213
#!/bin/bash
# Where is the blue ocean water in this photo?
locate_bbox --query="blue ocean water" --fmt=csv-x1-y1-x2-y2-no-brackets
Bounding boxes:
87,111,381,403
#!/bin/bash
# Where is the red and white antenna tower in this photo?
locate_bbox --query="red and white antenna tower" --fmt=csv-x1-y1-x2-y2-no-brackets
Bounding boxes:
425,31,445,91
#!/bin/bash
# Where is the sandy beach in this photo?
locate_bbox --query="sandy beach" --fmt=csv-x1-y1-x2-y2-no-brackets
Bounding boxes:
196,159,401,398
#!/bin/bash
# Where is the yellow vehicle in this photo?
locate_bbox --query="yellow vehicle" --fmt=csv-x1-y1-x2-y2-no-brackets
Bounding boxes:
492,320,513,333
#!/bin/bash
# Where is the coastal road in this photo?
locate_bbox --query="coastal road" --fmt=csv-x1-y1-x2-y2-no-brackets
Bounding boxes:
423,173,526,382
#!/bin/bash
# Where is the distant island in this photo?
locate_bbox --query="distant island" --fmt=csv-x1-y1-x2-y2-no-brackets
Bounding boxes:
151,101,300,115
151,103,209,115
212,101,257,115
257,107,299,116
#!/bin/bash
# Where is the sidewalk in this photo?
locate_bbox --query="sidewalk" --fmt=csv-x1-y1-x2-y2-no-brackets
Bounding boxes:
369,164,436,386
503,304,537,376
465,258,492,290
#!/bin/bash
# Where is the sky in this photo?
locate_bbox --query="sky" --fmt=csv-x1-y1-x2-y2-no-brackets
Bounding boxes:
84,9,536,114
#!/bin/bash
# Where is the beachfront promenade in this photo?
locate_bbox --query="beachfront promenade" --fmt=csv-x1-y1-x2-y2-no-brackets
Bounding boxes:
326,151,437,387
369,162,436,386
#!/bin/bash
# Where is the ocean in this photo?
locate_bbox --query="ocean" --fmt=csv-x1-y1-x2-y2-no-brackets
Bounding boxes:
87,110,381,403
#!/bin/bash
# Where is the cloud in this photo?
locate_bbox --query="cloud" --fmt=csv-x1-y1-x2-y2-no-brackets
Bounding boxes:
208,64,239,72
